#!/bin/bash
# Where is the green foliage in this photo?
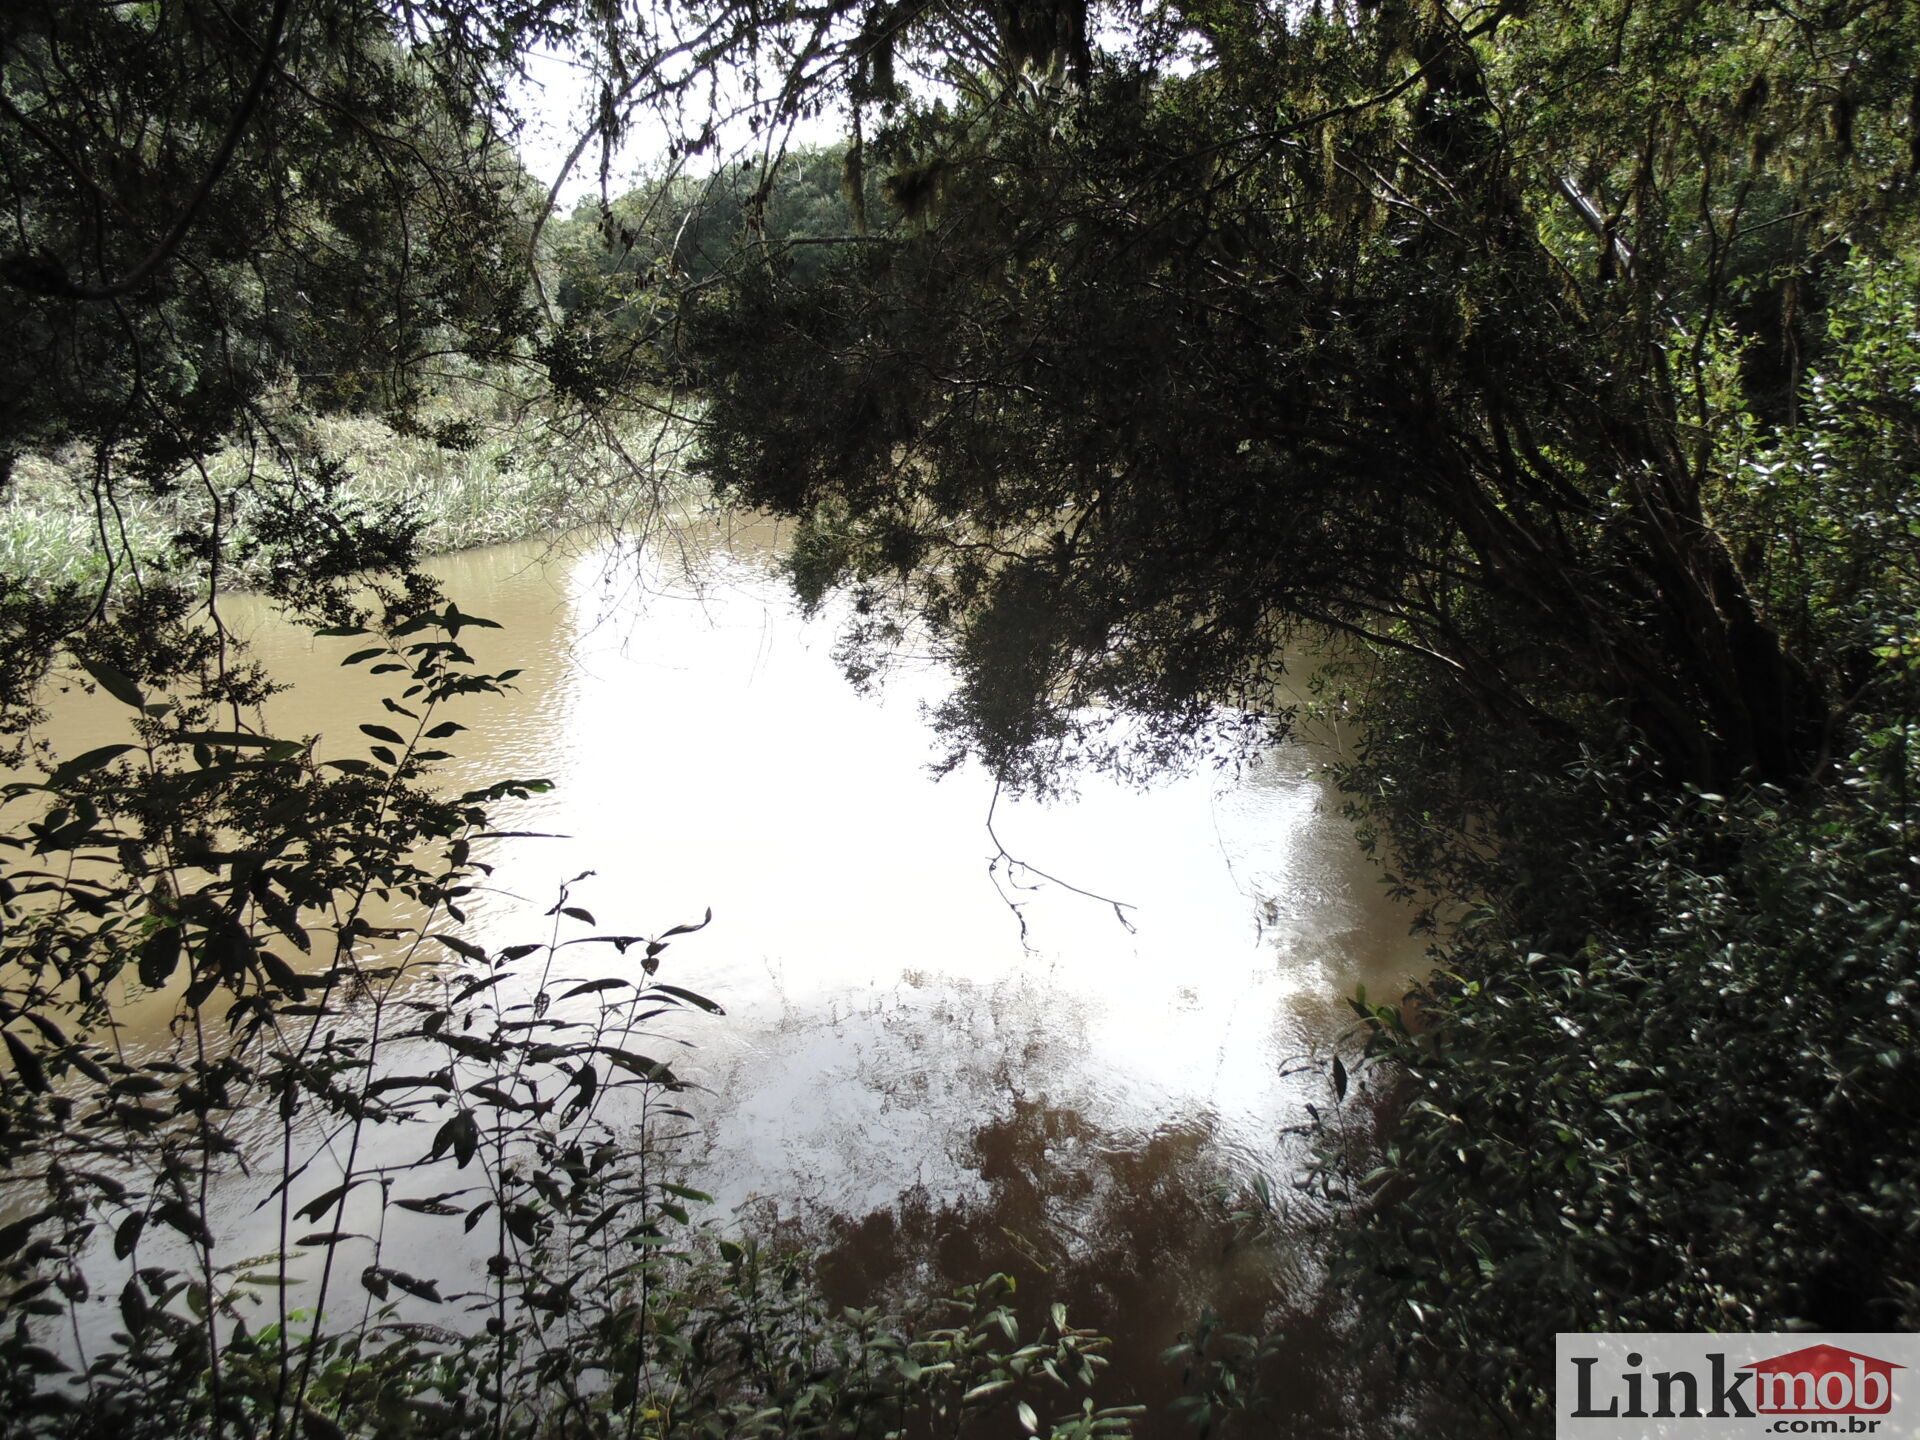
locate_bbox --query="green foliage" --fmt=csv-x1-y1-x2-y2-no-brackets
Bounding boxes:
1314,256,1920,1414
1329,736,1920,1430
554,147,880,299
0,6,1144,1436
1,0,527,730
662,18,1920,1414
628,1265,1140,1439
1319,268,1920,1415
0,402,700,590
1159,1311,1289,1438
684,0,1920,791
0,0,722,744
1713,251,1920,696
536,145,895,410
1,0,541,459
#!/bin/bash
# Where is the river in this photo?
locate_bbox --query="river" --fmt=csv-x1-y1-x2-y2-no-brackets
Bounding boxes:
25,514,1427,1431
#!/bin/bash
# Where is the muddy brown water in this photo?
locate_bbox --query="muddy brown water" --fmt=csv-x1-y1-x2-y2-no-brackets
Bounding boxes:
22,515,1427,1431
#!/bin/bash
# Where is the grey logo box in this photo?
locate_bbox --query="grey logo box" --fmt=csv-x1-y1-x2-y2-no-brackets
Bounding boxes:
1556,1334,1920,1440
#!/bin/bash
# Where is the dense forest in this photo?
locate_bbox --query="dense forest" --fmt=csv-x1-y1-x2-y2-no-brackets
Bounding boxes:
2,0,1918,1435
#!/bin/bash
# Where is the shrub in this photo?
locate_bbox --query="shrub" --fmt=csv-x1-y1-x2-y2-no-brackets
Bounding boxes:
1333,734,1920,1431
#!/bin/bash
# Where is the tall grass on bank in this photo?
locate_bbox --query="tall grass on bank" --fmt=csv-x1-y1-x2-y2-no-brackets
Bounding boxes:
1,471,154,589
1,400,703,590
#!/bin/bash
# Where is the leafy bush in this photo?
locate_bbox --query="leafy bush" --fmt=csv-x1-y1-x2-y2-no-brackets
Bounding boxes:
1331,734,1920,1431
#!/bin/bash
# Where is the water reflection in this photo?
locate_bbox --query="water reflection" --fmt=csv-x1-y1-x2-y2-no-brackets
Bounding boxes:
466,517,1422,1428
22,514,1427,1431
794,1101,1393,1432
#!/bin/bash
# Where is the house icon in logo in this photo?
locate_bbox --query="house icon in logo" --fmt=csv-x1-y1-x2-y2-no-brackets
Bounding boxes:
1742,1344,1903,1415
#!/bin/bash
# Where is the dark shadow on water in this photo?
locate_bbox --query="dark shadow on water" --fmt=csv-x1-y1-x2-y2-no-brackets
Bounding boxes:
746,1098,1411,1438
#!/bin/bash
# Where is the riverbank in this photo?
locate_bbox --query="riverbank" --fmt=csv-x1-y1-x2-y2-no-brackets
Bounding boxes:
1,397,703,589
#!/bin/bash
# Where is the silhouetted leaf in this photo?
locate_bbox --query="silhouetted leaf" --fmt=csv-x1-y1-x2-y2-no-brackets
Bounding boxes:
431,1111,480,1168
3,1029,47,1092
560,978,632,998
155,1200,212,1248
394,1199,462,1216
112,1212,145,1260
652,984,724,1015
119,1278,148,1334
297,1181,365,1224
375,1267,442,1302
166,731,287,749
77,657,144,708
366,1073,452,1098
660,908,714,938
48,744,134,785
0,1209,53,1260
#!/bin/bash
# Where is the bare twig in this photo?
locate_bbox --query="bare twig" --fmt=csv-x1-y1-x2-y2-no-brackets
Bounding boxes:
983,779,1136,948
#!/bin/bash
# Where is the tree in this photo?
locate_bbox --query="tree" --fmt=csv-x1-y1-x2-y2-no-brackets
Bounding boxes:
684,0,1920,792
0,0,925,719
0,0,570,735
544,143,886,395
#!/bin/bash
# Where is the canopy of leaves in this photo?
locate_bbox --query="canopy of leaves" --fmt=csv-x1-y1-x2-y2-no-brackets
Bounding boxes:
687,0,1920,792
0,0,568,735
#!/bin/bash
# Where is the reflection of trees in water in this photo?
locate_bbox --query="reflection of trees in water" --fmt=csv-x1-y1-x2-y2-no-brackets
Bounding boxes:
738,1097,1404,1438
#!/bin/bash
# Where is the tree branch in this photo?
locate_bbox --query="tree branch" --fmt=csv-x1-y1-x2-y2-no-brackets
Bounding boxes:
2,0,296,301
